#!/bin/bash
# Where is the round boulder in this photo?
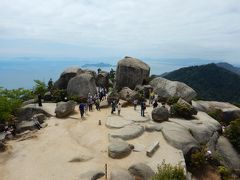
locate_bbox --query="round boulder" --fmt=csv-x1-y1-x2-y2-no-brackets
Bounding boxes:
54,67,83,89
67,73,97,99
150,77,197,102
115,56,150,91
55,101,76,118
152,107,169,123
108,139,131,159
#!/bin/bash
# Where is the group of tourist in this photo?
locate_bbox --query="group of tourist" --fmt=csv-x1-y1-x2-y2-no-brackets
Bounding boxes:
79,88,107,118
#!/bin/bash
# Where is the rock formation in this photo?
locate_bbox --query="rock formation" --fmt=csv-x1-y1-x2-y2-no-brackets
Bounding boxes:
115,57,150,91
150,77,197,102
152,106,169,122
67,73,97,98
55,101,76,118
54,67,83,89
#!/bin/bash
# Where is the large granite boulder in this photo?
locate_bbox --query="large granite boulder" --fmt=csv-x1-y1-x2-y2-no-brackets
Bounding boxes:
82,69,97,79
216,136,240,171
16,121,38,133
192,100,240,122
160,122,200,155
96,71,109,88
17,104,52,122
152,106,169,123
67,73,97,98
115,57,150,91
55,101,76,118
108,138,132,159
54,67,83,89
128,163,155,180
119,87,138,102
150,77,197,102
169,118,220,144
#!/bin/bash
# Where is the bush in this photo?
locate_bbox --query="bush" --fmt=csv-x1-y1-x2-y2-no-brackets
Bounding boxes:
217,166,232,180
33,80,47,96
151,161,185,180
225,119,240,153
207,109,225,125
0,88,33,123
0,96,21,123
68,96,87,103
170,102,197,119
51,89,67,102
187,147,207,172
167,96,180,105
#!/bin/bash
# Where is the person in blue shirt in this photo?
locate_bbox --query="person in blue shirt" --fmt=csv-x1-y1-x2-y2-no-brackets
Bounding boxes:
79,103,85,118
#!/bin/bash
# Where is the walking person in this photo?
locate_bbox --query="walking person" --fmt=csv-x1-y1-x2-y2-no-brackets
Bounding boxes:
133,99,138,110
117,102,122,115
95,98,100,111
38,94,42,107
88,96,93,111
141,101,146,117
111,100,116,114
79,103,85,119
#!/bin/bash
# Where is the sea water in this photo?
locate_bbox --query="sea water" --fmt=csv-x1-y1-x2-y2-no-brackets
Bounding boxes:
0,57,213,89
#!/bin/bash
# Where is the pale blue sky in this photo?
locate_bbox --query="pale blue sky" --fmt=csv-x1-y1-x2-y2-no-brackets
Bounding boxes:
0,0,240,63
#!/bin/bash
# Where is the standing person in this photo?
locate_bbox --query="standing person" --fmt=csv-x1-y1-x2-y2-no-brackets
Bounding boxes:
141,101,146,117
95,98,100,111
153,100,158,108
117,102,122,115
88,96,93,111
133,99,138,110
48,78,53,91
79,103,85,118
38,94,42,107
111,100,116,114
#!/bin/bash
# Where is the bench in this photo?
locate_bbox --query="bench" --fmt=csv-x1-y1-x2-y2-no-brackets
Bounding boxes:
146,141,159,157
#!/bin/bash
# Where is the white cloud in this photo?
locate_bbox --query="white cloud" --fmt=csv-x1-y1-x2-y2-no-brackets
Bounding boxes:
0,0,240,62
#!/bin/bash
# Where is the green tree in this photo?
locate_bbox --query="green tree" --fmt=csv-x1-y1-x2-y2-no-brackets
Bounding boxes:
33,80,47,96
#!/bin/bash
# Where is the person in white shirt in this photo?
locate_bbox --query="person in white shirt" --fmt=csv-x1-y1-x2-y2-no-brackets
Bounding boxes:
117,102,122,116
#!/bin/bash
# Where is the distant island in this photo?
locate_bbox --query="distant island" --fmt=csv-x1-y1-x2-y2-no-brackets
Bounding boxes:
81,62,114,68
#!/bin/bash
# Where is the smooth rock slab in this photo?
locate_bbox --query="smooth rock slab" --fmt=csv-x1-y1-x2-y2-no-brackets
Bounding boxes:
216,136,240,171
122,110,150,123
108,139,131,159
106,116,133,129
109,125,144,140
160,121,199,155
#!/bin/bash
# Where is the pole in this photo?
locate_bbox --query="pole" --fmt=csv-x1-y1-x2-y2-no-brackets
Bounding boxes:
105,163,107,180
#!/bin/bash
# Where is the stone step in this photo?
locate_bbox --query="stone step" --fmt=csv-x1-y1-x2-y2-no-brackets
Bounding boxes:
146,141,159,157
